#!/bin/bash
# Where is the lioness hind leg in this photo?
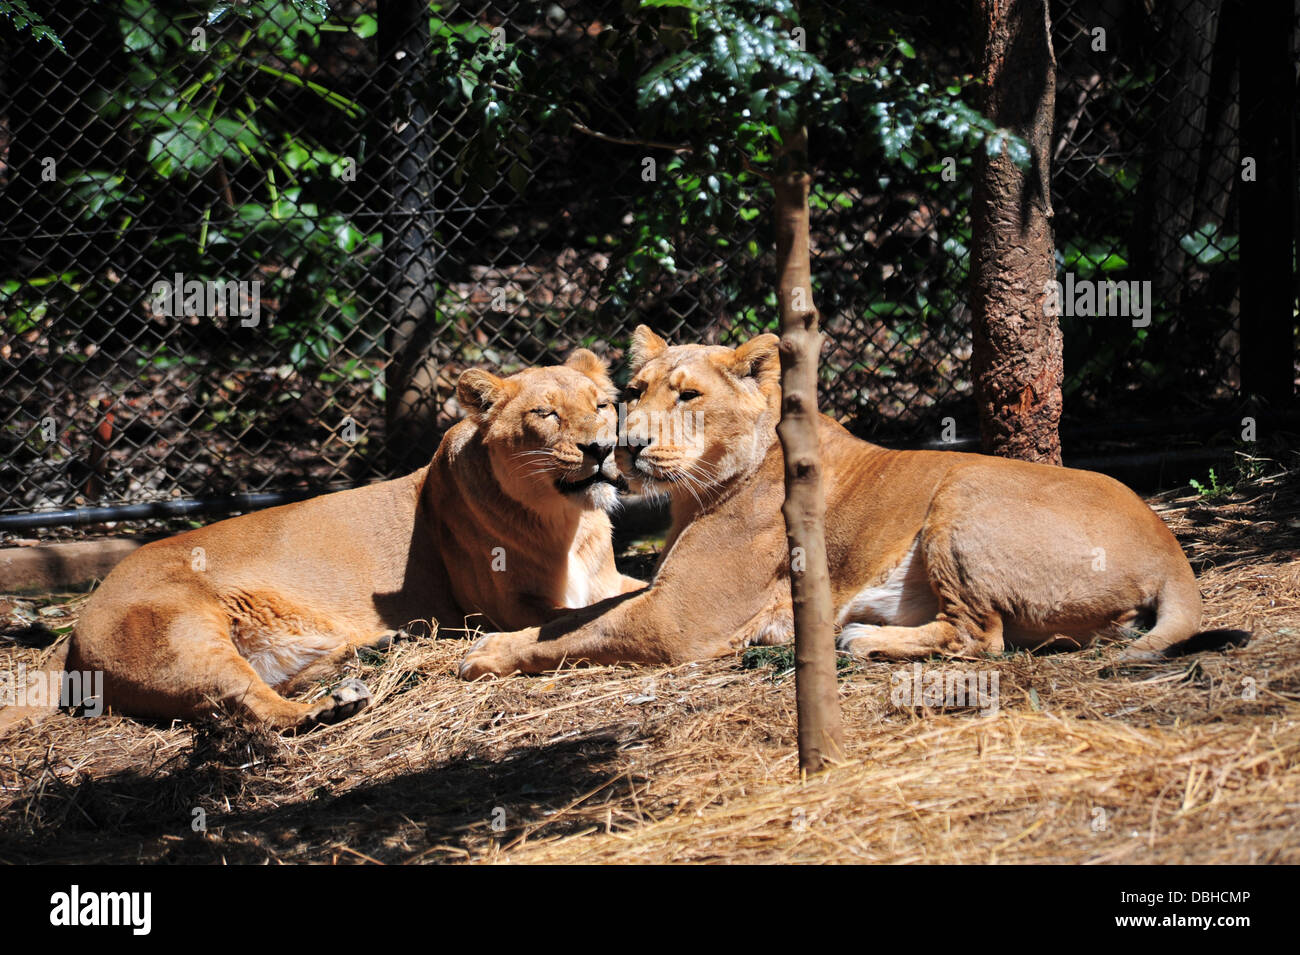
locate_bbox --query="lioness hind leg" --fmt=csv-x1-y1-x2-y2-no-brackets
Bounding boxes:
158,622,371,731
278,628,400,695
160,638,340,731
838,611,1004,661
208,649,371,732
838,522,1007,660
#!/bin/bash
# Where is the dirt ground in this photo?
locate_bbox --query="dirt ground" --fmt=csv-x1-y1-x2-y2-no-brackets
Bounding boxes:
1,466,1298,865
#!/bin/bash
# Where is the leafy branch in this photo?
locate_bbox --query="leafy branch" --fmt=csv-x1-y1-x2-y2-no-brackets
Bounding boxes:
0,0,65,50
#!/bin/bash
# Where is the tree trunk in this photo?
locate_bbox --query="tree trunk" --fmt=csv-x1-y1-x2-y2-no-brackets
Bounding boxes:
380,0,443,473
970,0,1063,464
773,128,844,776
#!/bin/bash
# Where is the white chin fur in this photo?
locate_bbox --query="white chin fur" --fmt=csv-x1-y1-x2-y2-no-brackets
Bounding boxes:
584,482,620,510
625,472,669,497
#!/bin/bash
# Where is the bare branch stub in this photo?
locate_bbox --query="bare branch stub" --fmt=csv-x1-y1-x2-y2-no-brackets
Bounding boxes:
772,133,845,774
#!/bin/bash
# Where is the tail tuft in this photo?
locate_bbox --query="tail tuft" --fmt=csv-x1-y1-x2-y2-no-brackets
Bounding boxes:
1164,628,1252,658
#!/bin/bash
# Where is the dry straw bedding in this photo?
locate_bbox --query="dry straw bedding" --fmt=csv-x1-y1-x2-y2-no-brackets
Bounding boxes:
1,467,1298,864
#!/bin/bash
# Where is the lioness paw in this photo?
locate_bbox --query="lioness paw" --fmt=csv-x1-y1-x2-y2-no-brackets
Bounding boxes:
310,678,372,725
837,623,883,657
748,609,794,646
458,631,534,681
368,629,403,651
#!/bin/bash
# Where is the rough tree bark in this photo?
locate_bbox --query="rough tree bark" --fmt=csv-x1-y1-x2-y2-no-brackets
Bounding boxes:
772,128,844,775
970,0,1063,464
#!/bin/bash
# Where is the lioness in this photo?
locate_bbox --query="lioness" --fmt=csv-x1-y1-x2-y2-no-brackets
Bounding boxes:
1,350,642,732
458,327,1247,679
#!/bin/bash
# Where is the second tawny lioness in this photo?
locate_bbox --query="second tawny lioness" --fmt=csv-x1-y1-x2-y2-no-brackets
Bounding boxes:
459,327,1247,678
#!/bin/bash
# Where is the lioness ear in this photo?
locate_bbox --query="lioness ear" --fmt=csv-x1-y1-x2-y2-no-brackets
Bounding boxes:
456,369,508,419
730,333,780,384
629,325,668,370
565,347,609,381
566,347,616,399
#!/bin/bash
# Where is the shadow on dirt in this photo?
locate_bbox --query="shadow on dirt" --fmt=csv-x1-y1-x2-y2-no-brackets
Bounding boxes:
0,720,645,864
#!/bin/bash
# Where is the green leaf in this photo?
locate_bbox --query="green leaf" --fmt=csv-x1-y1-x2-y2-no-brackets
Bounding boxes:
352,13,378,39
1179,222,1239,266
0,0,65,50
507,162,530,194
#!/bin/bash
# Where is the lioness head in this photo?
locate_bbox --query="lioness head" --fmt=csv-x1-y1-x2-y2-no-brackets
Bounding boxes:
457,350,622,510
616,325,780,499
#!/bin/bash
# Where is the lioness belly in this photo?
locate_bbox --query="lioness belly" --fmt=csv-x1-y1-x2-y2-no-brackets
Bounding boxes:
233,625,346,689
836,536,938,628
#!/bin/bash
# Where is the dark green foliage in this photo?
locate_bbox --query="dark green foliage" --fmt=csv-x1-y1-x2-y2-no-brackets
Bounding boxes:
741,643,856,677
11,1,385,392
434,0,1027,343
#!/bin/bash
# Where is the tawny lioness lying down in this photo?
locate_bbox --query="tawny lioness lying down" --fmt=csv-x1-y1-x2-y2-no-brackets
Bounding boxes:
1,351,642,733
458,327,1248,679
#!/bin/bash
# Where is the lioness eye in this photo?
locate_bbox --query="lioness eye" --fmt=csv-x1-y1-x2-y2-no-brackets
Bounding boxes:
623,386,642,401
679,389,702,402
597,400,613,410
530,408,557,418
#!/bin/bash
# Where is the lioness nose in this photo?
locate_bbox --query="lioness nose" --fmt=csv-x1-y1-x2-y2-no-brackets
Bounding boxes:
579,440,614,465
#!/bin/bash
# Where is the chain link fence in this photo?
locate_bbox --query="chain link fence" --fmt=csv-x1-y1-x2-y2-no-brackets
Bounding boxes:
0,0,1294,533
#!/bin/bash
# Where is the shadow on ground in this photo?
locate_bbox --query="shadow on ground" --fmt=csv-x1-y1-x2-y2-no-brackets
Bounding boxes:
0,721,644,864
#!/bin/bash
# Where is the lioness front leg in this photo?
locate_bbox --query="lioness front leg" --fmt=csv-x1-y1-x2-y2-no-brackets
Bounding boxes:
458,594,674,679
740,598,794,646
458,581,766,679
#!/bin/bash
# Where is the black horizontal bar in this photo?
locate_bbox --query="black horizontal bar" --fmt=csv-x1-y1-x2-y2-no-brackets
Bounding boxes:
0,489,330,533
0,486,677,537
